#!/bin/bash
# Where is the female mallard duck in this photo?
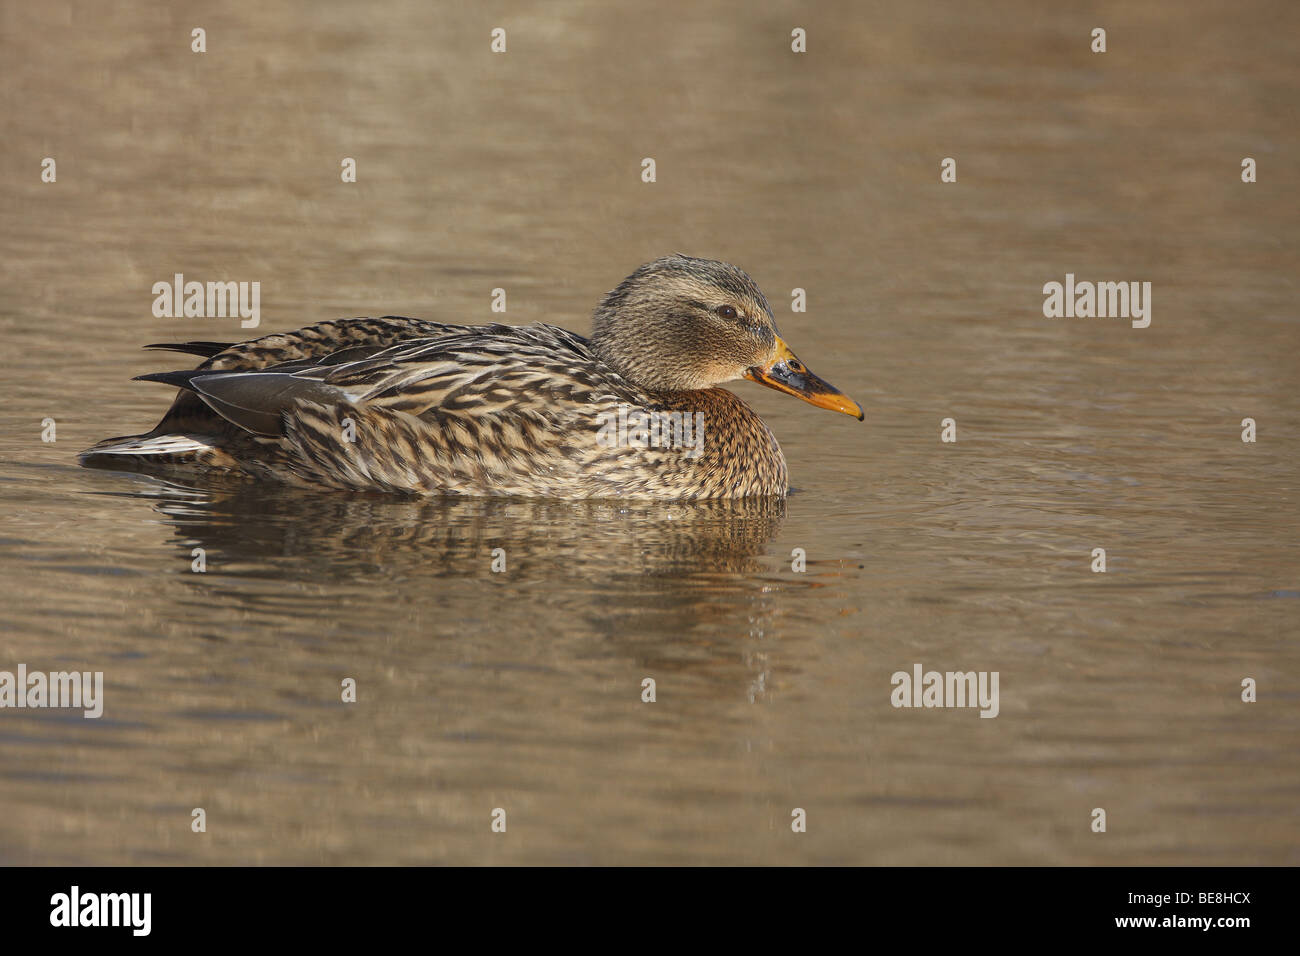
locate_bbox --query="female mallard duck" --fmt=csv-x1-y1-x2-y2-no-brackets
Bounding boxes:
81,255,862,498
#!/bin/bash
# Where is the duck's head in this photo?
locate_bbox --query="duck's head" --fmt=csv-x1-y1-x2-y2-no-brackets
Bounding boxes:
590,255,864,420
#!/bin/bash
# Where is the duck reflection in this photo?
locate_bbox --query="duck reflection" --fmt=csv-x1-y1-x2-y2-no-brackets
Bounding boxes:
109,476,787,580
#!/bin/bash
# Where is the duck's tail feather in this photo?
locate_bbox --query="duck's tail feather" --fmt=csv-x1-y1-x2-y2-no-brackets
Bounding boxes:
78,433,233,473
134,369,208,389
144,341,234,358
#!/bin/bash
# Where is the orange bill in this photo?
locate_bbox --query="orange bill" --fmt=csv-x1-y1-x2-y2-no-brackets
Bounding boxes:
743,337,864,420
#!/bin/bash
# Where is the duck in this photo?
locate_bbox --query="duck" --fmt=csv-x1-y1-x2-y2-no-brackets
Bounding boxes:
80,255,863,499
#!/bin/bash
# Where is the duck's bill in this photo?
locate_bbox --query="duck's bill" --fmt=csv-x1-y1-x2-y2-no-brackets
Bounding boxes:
743,338,864,421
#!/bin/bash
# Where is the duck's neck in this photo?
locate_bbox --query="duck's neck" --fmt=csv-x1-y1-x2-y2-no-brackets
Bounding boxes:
647,388,789,497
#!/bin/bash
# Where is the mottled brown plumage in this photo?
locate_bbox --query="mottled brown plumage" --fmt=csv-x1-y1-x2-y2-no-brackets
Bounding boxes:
80,256,862,499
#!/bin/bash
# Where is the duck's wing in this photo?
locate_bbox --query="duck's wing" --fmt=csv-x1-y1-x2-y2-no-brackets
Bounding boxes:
143,323,610,438
142,316,462,436
313,323,600,420
153,316,457,372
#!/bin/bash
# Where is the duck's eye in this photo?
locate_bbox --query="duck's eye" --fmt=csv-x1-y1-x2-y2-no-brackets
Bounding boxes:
716,305,739,320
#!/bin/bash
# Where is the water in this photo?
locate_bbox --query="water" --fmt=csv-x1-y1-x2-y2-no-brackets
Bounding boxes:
1,0,1297,864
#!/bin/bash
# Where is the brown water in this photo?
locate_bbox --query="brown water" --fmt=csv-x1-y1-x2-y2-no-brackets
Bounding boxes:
1,1,1297,864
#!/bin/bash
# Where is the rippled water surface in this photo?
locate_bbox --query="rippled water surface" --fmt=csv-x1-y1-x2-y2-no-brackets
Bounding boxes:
1,1,1297,864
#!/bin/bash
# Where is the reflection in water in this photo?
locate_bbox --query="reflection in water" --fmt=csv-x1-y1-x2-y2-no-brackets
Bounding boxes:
113,477,786,579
